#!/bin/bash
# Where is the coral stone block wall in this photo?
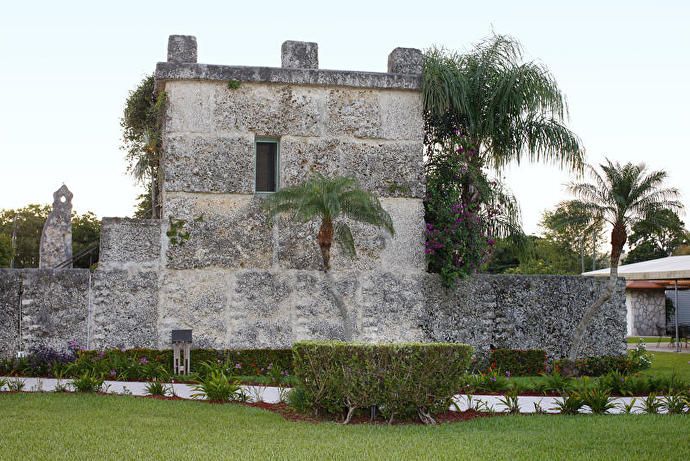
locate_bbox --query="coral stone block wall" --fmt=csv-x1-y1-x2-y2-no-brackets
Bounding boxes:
625,289,667,336
158,81,426,273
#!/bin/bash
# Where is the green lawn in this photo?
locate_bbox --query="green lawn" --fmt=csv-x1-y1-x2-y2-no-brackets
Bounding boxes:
506,351,690,391
627,336,672,344
1,393,689,461
639,351,690,381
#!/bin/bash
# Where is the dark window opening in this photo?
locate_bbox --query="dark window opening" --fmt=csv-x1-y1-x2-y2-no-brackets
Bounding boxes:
255,141,278,192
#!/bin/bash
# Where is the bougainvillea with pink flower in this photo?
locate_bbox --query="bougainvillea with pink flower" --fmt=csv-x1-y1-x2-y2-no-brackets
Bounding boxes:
424,126,520,286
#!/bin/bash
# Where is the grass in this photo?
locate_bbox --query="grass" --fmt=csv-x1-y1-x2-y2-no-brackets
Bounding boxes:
1,393,689,460
639,351,690,381
626,336,672,344
501,351,690,391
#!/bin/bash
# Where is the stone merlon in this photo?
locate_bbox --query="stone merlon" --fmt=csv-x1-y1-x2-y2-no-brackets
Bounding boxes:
167,35,197,64
281,41,318,69
156,36,422,90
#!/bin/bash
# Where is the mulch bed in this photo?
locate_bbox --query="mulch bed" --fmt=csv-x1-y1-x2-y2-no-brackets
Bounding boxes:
240,401,496,425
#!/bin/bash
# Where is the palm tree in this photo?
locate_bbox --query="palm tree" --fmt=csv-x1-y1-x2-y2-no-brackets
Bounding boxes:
263,174,394,272
568,159,683,359
422,35,584,172
421,35,582,282
264,174,394,341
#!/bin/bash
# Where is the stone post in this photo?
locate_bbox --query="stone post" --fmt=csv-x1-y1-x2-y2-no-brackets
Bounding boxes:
167,35,198,63
281,41,319,69
39,185,73,268
387,47,423,74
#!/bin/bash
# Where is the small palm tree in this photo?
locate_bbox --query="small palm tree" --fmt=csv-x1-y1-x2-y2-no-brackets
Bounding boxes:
568,159,683,359
263,174,395,272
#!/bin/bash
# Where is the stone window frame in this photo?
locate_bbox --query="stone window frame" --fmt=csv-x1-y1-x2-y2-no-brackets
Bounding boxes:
254,137,280,194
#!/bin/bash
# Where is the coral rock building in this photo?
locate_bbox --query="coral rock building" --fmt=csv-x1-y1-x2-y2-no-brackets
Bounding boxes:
0,36,626,360
148,35,427,347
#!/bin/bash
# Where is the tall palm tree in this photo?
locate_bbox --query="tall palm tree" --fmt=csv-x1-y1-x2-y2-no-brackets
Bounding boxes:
568,159,683,359
263,174,395,271
421,35,582,282
422,35,584,172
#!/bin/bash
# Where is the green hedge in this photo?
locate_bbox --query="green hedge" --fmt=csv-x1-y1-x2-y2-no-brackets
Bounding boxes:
489,349,546,376
3,348,292,380
554,355,637,377
80,348,293,376
292,341,473,423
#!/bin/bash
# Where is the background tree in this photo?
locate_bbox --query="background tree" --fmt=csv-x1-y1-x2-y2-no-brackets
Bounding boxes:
71,212,101,268
541,200,604,273
121,75,166,219
0,234,12,267
0,205,100,268
421,35,584,285
624,209,687,264
264,174,394,340
0,205,50,267
568,159,683,359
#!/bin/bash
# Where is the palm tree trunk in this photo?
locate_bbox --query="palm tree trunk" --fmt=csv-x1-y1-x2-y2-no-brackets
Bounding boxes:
317,220,333,272
568,222,626,359
318,218,353,341
580,236,585,274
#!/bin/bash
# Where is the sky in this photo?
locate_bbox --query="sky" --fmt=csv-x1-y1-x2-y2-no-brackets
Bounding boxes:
1,0,688,234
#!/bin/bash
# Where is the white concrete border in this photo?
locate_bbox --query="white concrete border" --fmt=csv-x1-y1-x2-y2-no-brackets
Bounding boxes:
1,377,678,414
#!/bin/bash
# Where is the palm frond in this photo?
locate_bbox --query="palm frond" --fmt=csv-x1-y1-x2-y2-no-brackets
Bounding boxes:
263,174,395,268
334,222,356,257
422,34,583,172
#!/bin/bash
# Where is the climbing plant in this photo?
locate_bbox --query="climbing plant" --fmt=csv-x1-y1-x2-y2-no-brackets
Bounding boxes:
121,75,167,218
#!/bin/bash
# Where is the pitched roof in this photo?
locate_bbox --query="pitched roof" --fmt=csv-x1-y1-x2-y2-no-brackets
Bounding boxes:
582,255,690,280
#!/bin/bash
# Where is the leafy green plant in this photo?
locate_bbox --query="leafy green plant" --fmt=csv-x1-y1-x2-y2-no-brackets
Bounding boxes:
619,398,638,414
598,371,627,395
620,375,650,396
227,79,241,90
533,399,547,414
145,379,169,397
497,388,521,414
121,75,167,218
71,372,104,393
662,394,688,415
489,349,546,376
640,394,663,414
476,370,511,393
628,340,653,371
0,378,6,391
191,370,241,402
292,341,473,424
166,217,190,246
286,386,311,413
570,376,595,395
552,393,584,415
6,378,25,392
538,371,572,394
422,35,582,286
581,387,615,415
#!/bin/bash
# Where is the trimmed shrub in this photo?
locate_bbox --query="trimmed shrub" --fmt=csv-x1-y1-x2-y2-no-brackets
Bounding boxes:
554,355,634,377
4,347,294,380
292,341,473,424
489,349,546,376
